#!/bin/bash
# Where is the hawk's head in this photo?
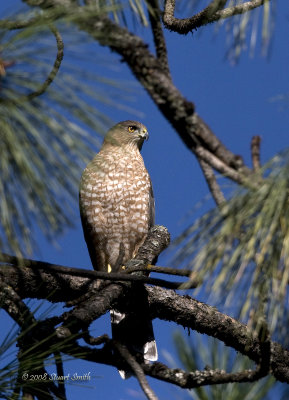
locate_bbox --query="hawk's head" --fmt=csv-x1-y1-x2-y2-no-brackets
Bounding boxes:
103,120,149,150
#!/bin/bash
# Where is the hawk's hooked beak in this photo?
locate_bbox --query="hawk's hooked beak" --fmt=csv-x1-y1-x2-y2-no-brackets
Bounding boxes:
139,128,149,141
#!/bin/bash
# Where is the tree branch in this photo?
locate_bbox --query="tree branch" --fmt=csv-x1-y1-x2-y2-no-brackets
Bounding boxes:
194,145,246,184
251,135,261,171
112,341,159,400
2,257,289,384
163,0,268,34
147,0,171,77
61,340,275,389
0,24,64,104
124,263,194,278
0,278,36,328
146,286,289,383
198,158,226,206
26,25,64,100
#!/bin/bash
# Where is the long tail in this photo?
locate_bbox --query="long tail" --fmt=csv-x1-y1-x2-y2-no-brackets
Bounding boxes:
111,310,157,379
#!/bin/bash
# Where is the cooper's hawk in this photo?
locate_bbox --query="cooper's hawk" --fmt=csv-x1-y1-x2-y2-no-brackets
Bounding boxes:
79,120,157,378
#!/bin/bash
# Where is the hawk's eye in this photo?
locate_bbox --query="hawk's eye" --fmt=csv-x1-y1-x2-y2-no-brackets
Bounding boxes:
128,126,136,133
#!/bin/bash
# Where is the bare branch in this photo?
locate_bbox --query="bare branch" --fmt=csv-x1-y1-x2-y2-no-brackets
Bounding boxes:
194,145,245,184
251,135,262,171
26,25,64,100
0,24,64,106
124,263,195,278
0,278,36,328
163,0,268,34
113,341,159,400
198,158,226,206
83,333,110,346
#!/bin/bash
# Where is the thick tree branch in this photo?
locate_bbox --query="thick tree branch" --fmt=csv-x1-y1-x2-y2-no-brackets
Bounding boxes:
163,0,268,34
0,278,36,328
62,341,274,389
146,286,289,383
2,255,289,383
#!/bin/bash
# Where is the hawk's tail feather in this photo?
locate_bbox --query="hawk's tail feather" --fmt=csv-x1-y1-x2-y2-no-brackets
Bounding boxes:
144,340,158,362
110,309,157,380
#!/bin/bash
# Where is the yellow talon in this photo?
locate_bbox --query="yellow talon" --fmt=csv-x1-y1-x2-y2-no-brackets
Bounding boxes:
107,264,112,273
121,265,126,270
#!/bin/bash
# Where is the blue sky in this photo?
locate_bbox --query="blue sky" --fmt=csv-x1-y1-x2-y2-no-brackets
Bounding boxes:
1,1,289,399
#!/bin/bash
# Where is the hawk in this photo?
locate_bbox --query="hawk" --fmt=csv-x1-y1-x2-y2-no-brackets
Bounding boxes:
79,120,157,378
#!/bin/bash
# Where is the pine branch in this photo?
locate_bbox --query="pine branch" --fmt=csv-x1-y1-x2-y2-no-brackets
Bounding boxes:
1,256,289,383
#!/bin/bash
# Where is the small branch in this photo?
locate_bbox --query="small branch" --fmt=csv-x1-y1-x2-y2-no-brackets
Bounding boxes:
147,0,171,77
26,25,64,100
163,0,268,34
251,135,261,171
0,24,64,104
124,264,194,278
194,145,245,184
0,256,192,291
113,341,159,400
83,333,110,346
0,278,36,328
198,158,226,206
